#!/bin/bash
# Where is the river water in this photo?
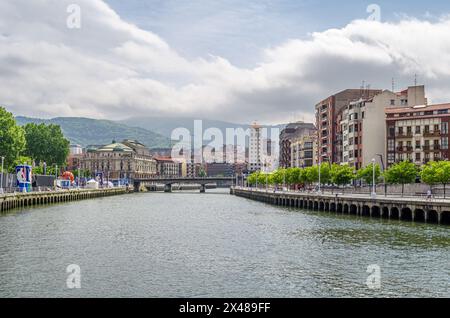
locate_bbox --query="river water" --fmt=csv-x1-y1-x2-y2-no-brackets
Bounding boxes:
0,189,448,298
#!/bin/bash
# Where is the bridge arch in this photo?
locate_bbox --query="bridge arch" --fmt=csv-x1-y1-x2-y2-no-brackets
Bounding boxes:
414,209,426,223
319,201,325,211
361,205,370,217
381,207,389,219
427,210,439,224
336,203,343,214
441,211,450,225
371,206,381,218
400,208,413,221
343,204,349,214
350,204,357,215
330,202,336,212
390,207,400,220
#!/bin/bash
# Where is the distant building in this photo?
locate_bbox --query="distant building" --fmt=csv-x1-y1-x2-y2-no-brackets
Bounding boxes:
154,156,180,177
69,144,83,156
206,163,234,177
279,122,316,168
80,140,157,180
248,122,274,172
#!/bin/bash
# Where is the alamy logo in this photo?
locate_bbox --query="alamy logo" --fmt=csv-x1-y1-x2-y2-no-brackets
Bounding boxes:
66,4,81,29
367,4,381,22
66,264,81,289
366,264,381,289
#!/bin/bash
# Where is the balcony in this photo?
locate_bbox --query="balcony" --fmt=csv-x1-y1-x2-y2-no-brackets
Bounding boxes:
396,132,413,139
397,146,413,153
423,130,441,137
423,145,441,151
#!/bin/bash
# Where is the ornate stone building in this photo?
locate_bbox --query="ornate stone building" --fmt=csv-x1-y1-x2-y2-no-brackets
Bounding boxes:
80,140,157,181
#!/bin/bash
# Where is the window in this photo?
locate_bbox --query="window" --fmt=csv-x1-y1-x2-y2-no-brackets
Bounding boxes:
438,109,449,115
415,126,421,134
389,127,395,137
349,125,353,133
407,126,412,134
354,113,358,120
416,141,421,149
388,153,395,163
442,122,448,134
442,137,449,150
388,140,395,151
434,124,440,132
362,112,365,119
354,137,358,145
390,100,395,105
425,125,430,133
416,153,421,161
354,123,359,131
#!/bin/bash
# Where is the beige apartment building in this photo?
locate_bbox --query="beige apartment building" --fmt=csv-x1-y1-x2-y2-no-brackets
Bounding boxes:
386,103,450,167
290,133,318,168
339,86,427,170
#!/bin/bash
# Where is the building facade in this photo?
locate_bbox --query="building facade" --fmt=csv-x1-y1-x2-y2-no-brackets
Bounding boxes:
279,122,316,168
386,103,450,167
339,86,427,170
315,89,382,164
248,123,275,172
154,157,180,177
80,140,158,180
290,132,318,168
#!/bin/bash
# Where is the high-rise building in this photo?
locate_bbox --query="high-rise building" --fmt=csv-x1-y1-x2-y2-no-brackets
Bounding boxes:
248,122,263,172
279,122,316,168
339,86,427,170
315,89,382,164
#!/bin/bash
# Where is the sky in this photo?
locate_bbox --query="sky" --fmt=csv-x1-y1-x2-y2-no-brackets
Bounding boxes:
1,0,450,124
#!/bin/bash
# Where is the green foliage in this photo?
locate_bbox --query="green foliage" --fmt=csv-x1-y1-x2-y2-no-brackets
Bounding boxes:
356,163,381,185
330,164,355,186
384,161,417,185
0,107,26,170
384,161,417,195
304,166,319,184
421,161,450,197
23,123,70,166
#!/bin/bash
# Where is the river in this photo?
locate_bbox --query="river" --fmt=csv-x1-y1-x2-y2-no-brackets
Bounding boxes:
0,189,448,298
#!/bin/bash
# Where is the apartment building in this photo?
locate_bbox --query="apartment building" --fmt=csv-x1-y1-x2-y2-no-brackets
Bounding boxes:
386,103,450,167
339,86,427,170
315,89,382,164
290,132,318,168
279,122,316,168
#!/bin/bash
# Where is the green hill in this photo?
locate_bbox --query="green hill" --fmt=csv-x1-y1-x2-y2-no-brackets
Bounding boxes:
15,116,171,149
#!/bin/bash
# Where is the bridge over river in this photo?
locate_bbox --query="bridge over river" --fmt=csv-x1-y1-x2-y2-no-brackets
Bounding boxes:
133,177,235,193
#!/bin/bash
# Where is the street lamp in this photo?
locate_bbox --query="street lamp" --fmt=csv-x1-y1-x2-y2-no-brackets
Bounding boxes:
371,158,377,199
0,156,4,194
376,154,387,197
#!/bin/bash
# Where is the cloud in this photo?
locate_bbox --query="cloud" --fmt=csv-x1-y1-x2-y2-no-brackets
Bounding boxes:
0,0,450,124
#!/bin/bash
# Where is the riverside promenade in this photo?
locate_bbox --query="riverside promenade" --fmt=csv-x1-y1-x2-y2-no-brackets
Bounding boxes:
0,187,129,213
231,187,450,225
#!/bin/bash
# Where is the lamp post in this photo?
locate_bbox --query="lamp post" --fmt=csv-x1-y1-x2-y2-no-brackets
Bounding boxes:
0,156,4,194
371,158,377,199
376,154,387,197
318,155,322,194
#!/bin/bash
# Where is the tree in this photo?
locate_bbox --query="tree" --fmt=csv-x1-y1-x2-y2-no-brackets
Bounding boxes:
304,166,319,185
384,161,417,197
247,172,258,186
421,161,450,198
330,164,355,188
0,107,26,170
23,123,70,167
319,163,331,185
357,163,381,186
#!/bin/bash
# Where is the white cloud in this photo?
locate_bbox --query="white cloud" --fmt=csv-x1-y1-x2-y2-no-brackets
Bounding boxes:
1,0,450,124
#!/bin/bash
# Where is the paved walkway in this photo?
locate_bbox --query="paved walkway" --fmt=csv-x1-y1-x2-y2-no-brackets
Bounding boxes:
237,188,450,204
